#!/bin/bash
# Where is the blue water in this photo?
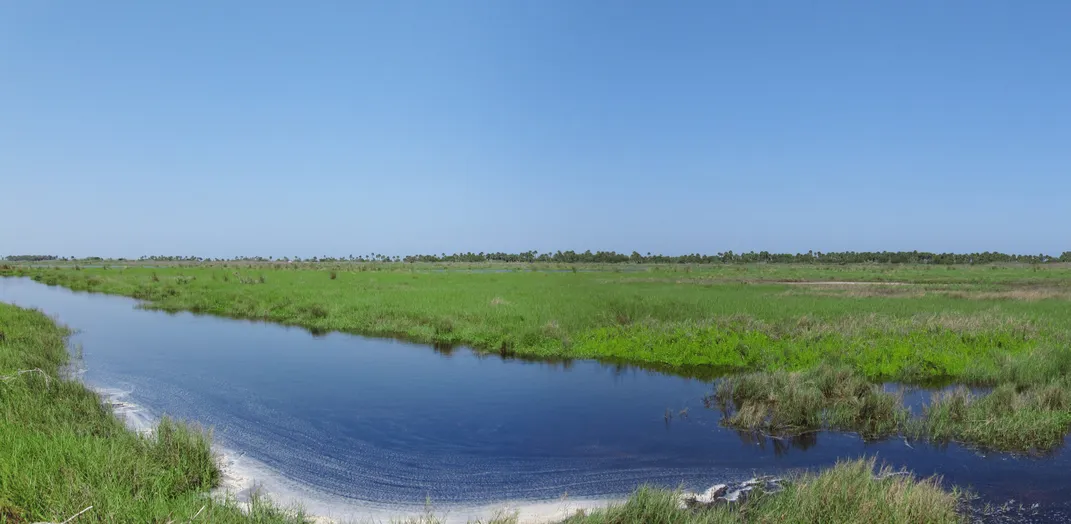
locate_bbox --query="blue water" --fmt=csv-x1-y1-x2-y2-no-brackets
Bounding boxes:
2,277,1069,520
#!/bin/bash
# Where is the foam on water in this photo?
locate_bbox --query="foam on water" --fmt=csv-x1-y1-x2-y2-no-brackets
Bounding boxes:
97,382,613,522
95,385,156,433
217,449,612,523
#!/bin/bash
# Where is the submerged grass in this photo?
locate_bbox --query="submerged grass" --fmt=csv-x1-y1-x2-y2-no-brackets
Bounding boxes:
563,457,962,524
4,264,1069,384
0,303,303,523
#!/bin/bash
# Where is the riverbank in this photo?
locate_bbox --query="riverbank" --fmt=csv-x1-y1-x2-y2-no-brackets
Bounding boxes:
566,458,961,524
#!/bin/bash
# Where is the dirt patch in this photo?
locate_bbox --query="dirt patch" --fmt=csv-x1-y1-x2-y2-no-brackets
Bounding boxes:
682,310,1038,338
776,281,914,286
780,284,927,299
784,283,1071,301
0,506,25,523
609,278,919,287
944,288,1071,301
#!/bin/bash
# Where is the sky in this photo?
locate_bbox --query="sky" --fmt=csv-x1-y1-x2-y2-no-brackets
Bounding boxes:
2,2,1069,258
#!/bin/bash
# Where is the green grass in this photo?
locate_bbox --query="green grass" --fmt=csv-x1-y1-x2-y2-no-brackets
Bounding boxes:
0,303,303,523
562,457,962,524
4,263,1070,384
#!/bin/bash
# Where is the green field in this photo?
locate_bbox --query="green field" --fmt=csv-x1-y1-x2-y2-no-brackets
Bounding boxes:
4,262,1071,453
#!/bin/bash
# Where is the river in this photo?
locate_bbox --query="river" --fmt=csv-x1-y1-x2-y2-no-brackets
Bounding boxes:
1,277,1068,522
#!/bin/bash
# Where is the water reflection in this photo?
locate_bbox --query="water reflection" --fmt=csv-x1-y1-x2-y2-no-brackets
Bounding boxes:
734,431,821,456
432,342,456,357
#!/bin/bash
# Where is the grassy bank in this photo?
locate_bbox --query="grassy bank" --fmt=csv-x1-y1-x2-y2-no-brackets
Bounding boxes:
4,264,1069,384
562,458,962,524
0,303,302,523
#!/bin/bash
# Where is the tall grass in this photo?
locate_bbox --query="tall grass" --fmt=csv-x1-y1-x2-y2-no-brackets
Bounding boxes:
563,458,961,524
0,303,303,523
908,382,1071,452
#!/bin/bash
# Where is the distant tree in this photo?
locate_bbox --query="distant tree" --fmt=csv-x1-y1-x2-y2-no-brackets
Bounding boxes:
84,250,1070,266
4,255,58,262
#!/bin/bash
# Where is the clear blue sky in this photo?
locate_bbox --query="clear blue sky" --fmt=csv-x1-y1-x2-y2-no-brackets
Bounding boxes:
3,2,1069,258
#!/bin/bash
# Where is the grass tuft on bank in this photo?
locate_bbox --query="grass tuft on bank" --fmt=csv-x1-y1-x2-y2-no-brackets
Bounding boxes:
0,303,303,523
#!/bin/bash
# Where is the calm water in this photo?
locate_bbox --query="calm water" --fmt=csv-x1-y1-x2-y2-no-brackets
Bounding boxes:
2,277,1069,520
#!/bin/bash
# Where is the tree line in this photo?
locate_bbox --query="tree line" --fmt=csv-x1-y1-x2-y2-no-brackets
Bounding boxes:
3,255,59,261
8,251,1071,265
401,250,1071,264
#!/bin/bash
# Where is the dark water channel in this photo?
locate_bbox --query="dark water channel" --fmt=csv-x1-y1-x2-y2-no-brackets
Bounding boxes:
1,277,1068,521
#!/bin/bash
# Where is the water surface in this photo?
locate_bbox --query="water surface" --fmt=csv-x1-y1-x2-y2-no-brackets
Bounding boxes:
1,277,1068,521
